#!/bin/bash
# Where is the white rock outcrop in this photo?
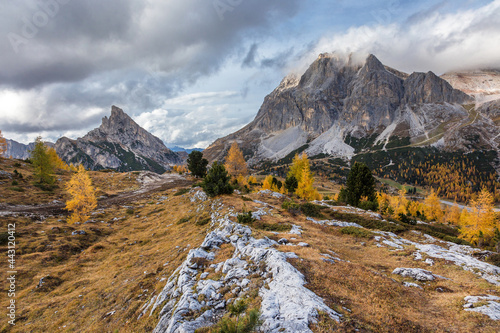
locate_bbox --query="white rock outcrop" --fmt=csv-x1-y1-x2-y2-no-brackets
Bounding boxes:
463,295,500,320
148,197,341,333
392,268,436,281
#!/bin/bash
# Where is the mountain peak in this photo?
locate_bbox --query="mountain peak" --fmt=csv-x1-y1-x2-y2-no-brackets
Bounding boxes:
362,54,385,72
110,105,127,118
57,105,182,172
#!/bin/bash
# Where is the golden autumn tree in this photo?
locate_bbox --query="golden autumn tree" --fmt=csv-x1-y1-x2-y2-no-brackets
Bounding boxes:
262,175,279,192
288,153,308,183
47,147,70,170
423,189,444,222
459,188,498,245
224,142,248,179
293,154,321,201
389,189,408,218
444,203,461,225
0,130,7,157
247,175,258,184
65,164,98,224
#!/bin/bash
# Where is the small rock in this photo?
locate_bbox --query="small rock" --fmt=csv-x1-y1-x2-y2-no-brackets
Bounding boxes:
278,238,289,245
298,242,310,247
392,268,436,281
403,282,423,289
72,230,86,236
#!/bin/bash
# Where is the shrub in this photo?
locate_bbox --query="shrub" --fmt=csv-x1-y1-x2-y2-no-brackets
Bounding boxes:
11,180,18,186
213,300,261,333
487,253,500,267
358,200,379,212
300,202,324,218
13,162,21,168
0,232,8,245
126,208,135,215
282,200,300,215
237,211,254,224
174,188,190,196
195,217,211,226
253,221,291,232
398,213,416,225
340,227,373,238
202,162,233,197
177,217,191,224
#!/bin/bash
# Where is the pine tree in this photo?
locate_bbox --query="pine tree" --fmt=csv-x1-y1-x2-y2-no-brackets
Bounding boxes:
344,162,377,208
0,130,7,157
65,164,97,224
187,150,208,178
30,137,55,186
201,162,233,197
284,175,298,194
224,142,248,179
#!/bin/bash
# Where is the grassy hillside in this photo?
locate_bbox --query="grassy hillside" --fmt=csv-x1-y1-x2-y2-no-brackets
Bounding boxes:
1,158,500,332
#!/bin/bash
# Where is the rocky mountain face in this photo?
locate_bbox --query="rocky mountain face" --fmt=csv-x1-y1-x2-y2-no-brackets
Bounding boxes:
4,140,55,159
204,53,500,170
55,106,182,172
441,70,500,105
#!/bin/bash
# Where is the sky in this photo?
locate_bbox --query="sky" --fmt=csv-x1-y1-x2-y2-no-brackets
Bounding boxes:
0,0,499,148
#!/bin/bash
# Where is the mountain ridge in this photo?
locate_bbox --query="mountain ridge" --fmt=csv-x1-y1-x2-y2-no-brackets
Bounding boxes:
54,106,183,172
203,53,499,172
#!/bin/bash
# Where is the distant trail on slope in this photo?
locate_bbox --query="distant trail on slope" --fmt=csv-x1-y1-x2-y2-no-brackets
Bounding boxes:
0,173,192,218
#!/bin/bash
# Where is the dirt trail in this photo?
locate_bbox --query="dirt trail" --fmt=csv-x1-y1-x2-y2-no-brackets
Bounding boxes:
0,172,192,218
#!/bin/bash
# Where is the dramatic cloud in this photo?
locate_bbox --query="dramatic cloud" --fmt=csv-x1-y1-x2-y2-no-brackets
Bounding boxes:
0,0,300,146
301,0,500,75
1,0,499,148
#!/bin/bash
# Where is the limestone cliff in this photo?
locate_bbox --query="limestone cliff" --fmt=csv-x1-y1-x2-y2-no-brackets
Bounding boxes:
55,106,182,172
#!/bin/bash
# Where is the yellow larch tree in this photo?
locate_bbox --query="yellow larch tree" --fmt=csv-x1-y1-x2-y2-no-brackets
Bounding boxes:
423,189,444,222
262,175,279,192
288,153,308,183
172,165,187,174
389,189,408,218
65,164,98,224
0,130,7,157
47,147,70,170
294,155,321,201
459,188,497,245
444,203,461,225
247,175,257,184
224,142,248,180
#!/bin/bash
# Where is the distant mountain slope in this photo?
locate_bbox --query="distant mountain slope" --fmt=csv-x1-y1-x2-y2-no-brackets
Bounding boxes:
203,54,500,170
55,106,183,172
441,70,500,105
4,140,54,160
